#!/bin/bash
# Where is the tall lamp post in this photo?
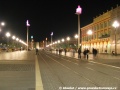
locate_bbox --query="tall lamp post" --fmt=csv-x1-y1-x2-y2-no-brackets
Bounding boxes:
46,37,47,47
66,37,70,48
26,20,30,51
0,22,5,32
51,32,53,49
74,34,78,49
12,36,16,48
112,21,119,55
76,5,82,58
6,32,11,48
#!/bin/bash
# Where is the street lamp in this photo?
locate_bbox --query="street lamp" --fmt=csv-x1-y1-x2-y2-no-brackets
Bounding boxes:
87,30,93,35
12,36,16,48
76,5,82,49
51,32,53,49
112,20,119,55
74,34,78,49
6,32,11,48
26,20,30,51
67,37,70,48
46,37,47,47
0,22,5,32
43,40,44,49
6,32,11,38
12,36,16,40
61,38,65,42
16,38,19,48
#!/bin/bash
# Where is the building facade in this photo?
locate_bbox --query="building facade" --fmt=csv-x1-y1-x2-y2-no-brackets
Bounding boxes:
81,5,120,54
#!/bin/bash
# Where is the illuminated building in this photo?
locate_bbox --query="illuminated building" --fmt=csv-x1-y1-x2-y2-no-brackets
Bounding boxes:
81,5,120,54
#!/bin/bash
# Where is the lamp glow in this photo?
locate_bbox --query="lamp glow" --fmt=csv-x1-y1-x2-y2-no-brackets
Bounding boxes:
112,21,119,28
87,30,92,35
76,5,82,15
26,20,30,26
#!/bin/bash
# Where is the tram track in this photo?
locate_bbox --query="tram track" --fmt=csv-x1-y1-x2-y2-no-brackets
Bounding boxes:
38,52,66,87
39,51,100,87
43,51,120,87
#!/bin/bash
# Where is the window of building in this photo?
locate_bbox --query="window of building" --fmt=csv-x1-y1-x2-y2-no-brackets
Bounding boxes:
94,25,96,31
104,21,107,28
97,24,99,30
100,23,103,29
82,37,84,41
108,20,111,26
98,32,101,38
94,33,96,39
108,29,110,35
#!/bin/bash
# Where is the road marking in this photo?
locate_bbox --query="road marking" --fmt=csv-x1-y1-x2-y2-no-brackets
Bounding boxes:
88,63,94,65
35,56,44,90
86,67,95,71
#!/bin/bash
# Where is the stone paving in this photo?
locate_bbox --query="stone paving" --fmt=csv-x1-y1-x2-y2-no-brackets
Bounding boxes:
0,51,35,90
38,51,120,90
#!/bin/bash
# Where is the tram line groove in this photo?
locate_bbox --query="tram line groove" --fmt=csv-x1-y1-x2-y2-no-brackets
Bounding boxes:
40,51,100,87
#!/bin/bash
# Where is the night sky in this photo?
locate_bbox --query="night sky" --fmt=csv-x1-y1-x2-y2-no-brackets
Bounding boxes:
0,0,120,42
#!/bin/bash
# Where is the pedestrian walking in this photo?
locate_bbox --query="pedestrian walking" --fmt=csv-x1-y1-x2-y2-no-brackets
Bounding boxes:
56,49,58,54
94,49,98,57
112,51,115,55
83,49,87,58
72,48,76,57
64,48,67,56
78,48,81,58
92,48,98,58
36,48,39,55
86,49,89,60
59,49,62,55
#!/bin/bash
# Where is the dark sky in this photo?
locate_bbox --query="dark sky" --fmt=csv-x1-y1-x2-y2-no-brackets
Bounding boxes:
0,0,120,42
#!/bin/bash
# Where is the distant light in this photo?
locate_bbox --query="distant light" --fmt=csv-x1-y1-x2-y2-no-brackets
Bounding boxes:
6,32,11,37
1,22,5,26
12,36,16,40
61,38,65,42
74,34,78,39
16,38,19,41
67,37,70,41
31,36,33,39
58,40,60,43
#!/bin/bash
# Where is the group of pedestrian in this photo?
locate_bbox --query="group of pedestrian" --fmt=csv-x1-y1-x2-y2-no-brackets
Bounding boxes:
55,48,63,55
54,47,98,60
59,49,62,55
77,48,98,60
